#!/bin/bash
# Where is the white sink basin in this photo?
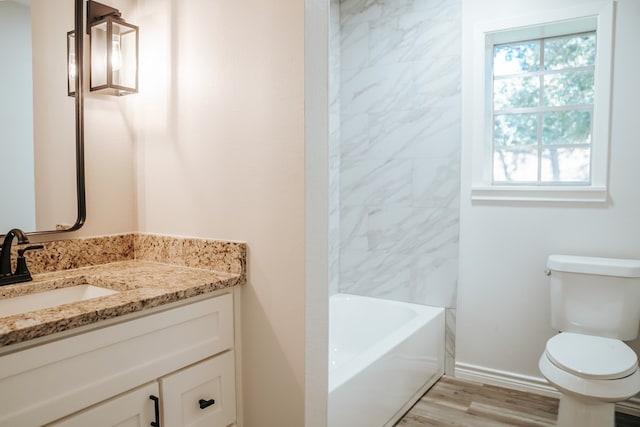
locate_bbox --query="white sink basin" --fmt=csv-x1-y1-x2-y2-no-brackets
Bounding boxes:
0,285,118,318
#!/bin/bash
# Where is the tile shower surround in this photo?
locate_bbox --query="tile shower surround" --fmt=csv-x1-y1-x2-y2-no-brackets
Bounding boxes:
5,233,246,277
335,0,462,374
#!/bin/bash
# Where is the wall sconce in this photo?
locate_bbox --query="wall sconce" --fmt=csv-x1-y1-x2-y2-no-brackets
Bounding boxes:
87,0,138,96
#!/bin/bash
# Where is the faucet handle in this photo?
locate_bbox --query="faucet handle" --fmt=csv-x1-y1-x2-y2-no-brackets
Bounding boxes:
15,245,44,276
17,245,44,257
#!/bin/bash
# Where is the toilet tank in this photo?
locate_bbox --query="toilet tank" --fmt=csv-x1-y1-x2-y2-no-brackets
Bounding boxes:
547,255,640,340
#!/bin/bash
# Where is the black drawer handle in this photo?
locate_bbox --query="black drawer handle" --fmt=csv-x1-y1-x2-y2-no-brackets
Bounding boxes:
199,398,215,409
150,395,160,427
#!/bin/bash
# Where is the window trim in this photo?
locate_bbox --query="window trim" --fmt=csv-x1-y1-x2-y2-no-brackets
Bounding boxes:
470,1,615,203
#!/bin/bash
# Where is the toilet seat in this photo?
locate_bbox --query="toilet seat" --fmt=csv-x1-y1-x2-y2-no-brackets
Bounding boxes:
539,352,640,402
545,333,638,380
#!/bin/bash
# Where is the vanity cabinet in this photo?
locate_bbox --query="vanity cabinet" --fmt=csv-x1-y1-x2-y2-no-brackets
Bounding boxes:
0,291,238,427
48,352,236,427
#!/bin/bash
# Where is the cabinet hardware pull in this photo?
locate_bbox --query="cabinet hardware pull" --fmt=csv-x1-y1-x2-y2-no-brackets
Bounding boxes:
199,398,216,409
149,395,160,427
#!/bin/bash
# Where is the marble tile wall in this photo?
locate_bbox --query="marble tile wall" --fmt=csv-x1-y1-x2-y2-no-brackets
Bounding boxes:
338,0,460,307
337,0,461,373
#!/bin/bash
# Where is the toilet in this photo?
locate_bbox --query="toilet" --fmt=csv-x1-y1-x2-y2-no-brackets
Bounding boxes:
539,255,640,427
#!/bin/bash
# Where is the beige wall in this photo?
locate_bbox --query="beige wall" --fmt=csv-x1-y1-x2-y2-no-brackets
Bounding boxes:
37,0,312,424
135,0,306,425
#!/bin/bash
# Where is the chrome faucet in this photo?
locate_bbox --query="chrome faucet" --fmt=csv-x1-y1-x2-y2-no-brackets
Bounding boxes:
0,229,43,286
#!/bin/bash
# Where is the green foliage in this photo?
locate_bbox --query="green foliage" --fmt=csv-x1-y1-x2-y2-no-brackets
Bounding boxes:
542,111,591,145
494,114,537,146
544,71,594,107
545,33,596,70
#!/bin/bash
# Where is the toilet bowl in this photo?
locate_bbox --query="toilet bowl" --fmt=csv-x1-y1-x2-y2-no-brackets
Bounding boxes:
539,333,640,427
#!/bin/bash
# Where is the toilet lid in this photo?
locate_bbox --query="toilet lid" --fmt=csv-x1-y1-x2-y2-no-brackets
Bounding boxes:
546,333,638,380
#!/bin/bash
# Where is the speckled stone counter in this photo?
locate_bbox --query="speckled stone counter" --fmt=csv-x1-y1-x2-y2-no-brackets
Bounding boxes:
0,233,247,349
0,260,243,348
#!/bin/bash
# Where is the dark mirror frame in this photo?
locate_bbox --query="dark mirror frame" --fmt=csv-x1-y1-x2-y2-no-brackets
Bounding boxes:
1,0,86,239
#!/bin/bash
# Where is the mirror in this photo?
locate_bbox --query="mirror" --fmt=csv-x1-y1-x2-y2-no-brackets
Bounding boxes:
0,0,85,236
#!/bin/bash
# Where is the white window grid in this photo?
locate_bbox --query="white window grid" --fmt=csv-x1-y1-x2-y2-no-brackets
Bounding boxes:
491,32,596,186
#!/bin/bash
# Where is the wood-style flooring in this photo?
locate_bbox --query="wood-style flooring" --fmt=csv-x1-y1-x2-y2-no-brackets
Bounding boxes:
396,376,640,427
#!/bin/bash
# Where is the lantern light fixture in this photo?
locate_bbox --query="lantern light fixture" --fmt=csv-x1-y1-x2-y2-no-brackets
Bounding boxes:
67,30,76,97
87,0,138,96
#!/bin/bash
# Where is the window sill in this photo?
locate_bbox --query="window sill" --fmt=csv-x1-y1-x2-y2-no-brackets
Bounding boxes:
470,186,607,203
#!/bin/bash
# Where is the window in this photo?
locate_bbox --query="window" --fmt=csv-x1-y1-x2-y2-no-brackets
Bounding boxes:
492,32,595,185
470,2,614,202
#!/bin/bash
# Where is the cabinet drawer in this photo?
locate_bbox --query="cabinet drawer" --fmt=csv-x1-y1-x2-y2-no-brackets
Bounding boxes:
46,382,160,427
161,351,236,427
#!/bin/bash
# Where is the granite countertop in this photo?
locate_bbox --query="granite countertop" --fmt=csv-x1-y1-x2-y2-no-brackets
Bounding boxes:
0,260,243,348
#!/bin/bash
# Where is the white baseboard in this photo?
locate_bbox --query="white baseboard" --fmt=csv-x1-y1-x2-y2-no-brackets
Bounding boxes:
454,362,559,397
454,362,640,417
617,397,640,417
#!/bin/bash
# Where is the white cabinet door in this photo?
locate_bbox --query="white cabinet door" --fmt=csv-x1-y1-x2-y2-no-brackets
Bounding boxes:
46,382,160,427
160,351,236,427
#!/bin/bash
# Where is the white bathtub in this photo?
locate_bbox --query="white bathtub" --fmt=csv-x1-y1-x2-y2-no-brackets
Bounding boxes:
328,293,445,427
